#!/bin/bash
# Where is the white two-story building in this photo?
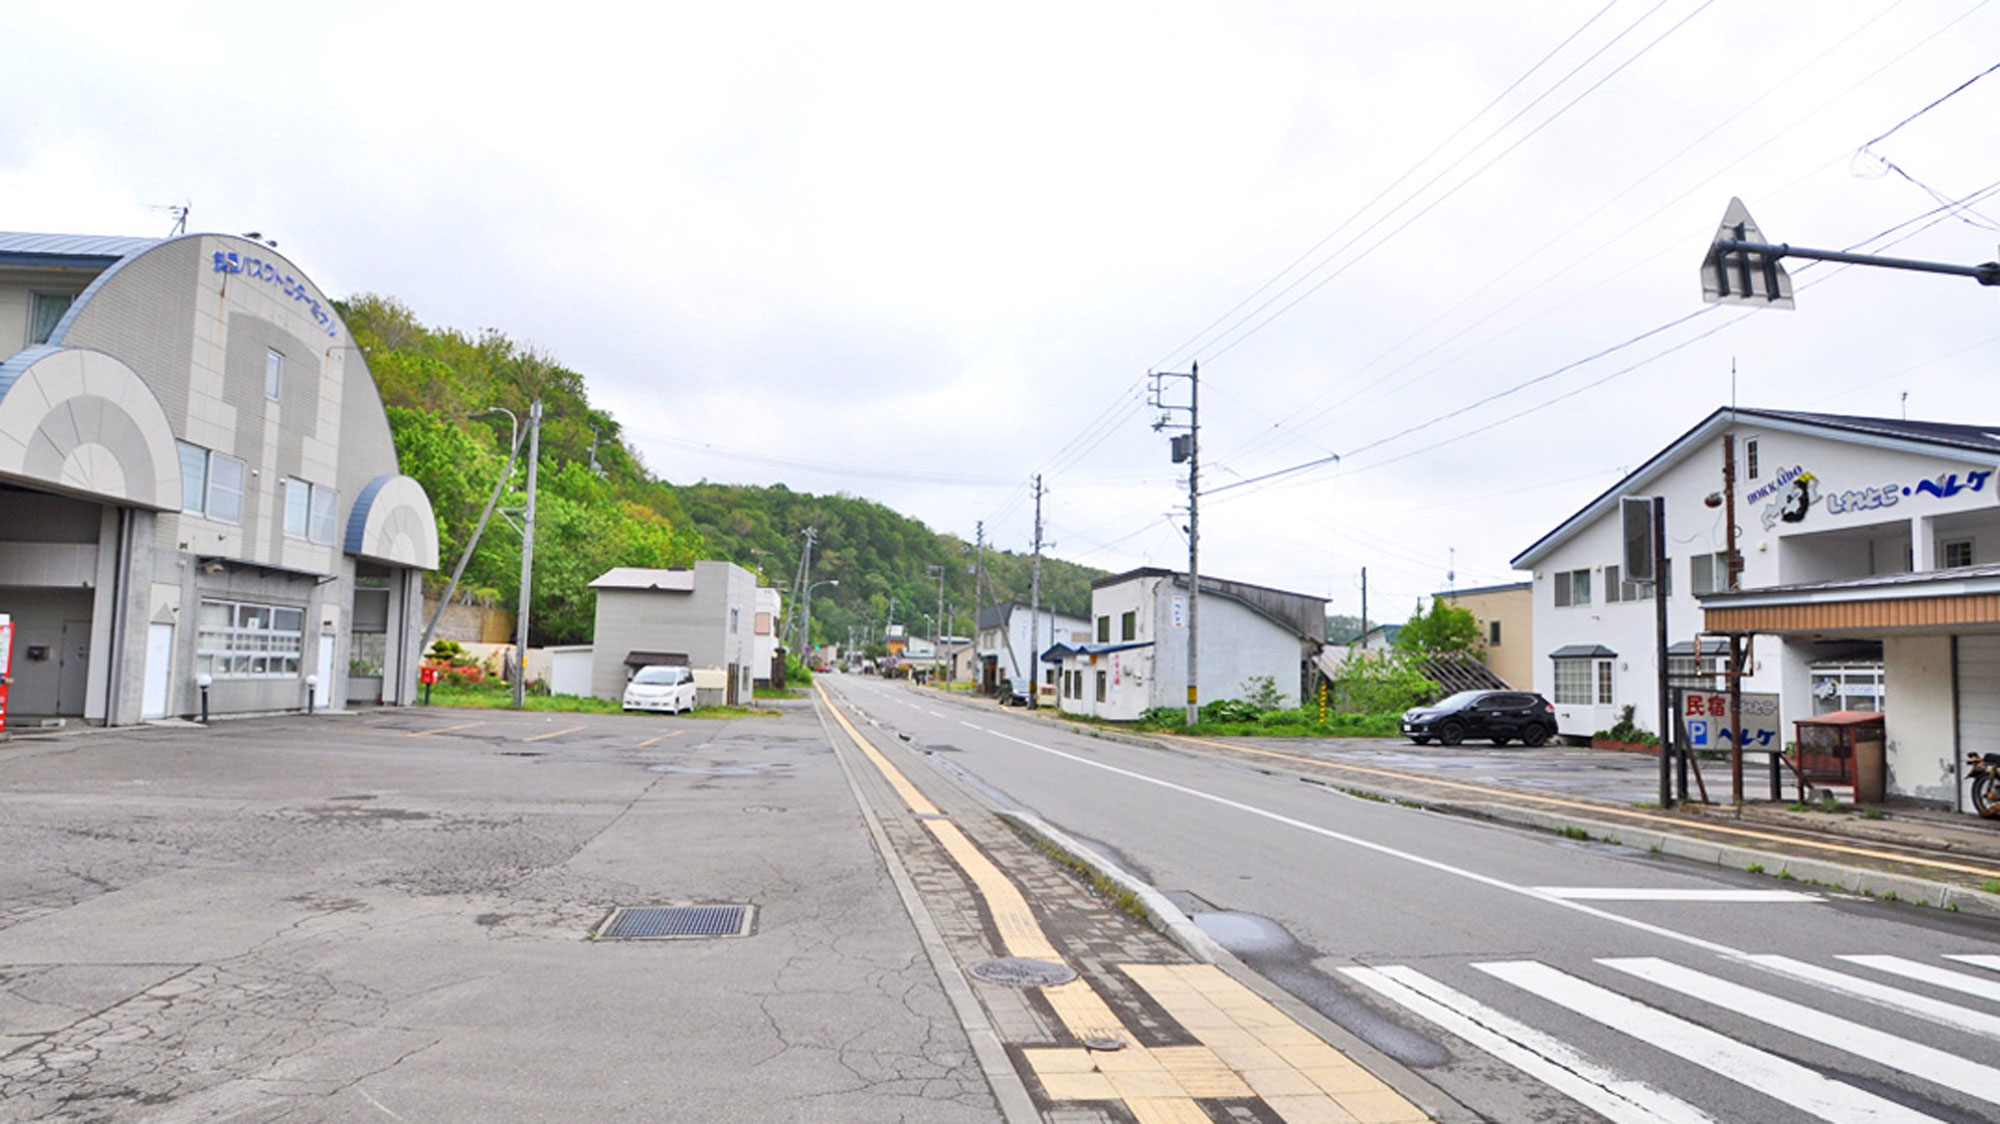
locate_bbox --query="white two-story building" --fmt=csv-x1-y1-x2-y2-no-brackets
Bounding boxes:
1048,568,1325,721
1514,407,2000,811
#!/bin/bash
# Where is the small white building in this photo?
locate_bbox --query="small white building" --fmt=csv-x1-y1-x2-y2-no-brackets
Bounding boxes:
586,562,763,705
752,586,783,685
975,601,1090,702
1514,407,2000,811
1049,568,1325,721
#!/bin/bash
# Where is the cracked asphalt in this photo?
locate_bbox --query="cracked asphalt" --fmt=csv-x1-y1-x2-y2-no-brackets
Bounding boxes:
0,703,997,1123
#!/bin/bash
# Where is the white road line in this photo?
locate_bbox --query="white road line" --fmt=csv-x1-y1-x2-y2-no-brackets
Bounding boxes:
1739,954,2000,1039
930,710,947,718
975,724,1745,956
1533,888,1822,903
960,721,984,731
1342,965,1717,1124
1477,961,1943,1124
1600,957,2000,1106
1947,954,2000,974
1839,955,2000,1005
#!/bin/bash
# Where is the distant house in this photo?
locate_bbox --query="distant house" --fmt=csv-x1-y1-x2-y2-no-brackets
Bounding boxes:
976,601,1091,703
1048,568,1326,721
587,562,762,705
1434,581,1533,688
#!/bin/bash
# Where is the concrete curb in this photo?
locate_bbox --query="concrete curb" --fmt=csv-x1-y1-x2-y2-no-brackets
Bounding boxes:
996,808,1482,1123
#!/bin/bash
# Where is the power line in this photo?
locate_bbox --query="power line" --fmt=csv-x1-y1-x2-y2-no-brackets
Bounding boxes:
1197,0,1717,367
1149,0,1627,373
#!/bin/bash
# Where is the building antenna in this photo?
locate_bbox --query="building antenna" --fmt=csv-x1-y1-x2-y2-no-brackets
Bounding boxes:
1901,390,1909,420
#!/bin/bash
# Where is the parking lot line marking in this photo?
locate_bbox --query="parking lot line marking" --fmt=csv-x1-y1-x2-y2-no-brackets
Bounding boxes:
637,735,664,747
523,724,587,743
407,722,483,738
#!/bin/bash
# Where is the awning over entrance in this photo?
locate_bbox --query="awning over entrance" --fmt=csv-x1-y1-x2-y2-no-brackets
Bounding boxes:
0,345,181,510
1701,563,2000,636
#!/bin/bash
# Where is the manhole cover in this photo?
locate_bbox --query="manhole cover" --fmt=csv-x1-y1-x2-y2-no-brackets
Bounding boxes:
595,904,755,940
968,957,1077,988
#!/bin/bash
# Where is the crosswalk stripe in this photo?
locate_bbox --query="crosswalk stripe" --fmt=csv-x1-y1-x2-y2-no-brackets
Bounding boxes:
1343,966,1717,1124
1741,954,2000,1039
1839,955,2000,1005
1600,957,2000,1107
1947,953,2000,974
1476,961,1942,1124
1532,888,1821,903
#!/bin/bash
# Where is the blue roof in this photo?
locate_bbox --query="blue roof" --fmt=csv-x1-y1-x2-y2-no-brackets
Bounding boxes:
0,232,160,269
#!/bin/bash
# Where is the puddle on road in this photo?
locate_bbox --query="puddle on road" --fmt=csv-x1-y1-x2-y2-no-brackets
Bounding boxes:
1188,909,1450,1069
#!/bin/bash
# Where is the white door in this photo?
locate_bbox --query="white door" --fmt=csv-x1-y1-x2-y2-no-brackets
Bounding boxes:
1956,636,2000,812
142,622,173,719
316,633,335,709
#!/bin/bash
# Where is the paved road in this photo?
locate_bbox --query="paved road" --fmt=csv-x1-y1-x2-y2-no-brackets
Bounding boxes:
0,704,998,1123
827,675,2000,1124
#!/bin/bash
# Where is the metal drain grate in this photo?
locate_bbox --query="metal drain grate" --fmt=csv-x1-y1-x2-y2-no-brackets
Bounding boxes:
595,904,755,940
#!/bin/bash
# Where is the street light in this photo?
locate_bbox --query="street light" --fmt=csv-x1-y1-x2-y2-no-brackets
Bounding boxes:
803,579,838,662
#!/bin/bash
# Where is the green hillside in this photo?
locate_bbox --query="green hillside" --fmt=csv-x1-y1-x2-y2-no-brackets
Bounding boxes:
340,295,1104,647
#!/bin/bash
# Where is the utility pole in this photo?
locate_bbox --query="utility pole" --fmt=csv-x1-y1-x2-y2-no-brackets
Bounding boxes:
790,527,817,654
1151,362,1199,725
511,399,542,709
1029,474,1046,709
927,563,945,687
1359,567,1369,642
1723,426,1748,806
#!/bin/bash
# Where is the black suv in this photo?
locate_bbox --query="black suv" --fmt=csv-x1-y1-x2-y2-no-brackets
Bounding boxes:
1401,690,1557,747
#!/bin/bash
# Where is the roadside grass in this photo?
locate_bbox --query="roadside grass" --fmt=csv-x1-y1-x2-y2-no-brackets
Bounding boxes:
421,682,771,718
1076,706,1402,739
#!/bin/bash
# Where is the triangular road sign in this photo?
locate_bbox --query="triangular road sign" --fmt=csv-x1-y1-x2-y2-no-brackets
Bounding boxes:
1701,197,1795,309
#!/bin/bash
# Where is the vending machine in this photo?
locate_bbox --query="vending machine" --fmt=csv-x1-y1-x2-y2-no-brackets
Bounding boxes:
0,613,13,734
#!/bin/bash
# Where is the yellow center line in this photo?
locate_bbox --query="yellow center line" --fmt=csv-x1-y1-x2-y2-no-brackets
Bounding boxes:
523,724,587,743
637,735,664,747
816,685,1432,1122
1170,733,2000,881
406,721,482,738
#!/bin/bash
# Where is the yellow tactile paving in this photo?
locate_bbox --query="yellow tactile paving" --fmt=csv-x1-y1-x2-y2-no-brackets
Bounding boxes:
1123,963,1430,1124
816,685,1433,1123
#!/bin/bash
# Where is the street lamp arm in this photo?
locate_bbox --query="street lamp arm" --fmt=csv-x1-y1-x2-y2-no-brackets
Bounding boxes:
1716,239,2000,287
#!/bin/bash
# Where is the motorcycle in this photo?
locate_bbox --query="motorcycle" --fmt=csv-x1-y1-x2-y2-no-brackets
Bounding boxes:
1970,752,2000,818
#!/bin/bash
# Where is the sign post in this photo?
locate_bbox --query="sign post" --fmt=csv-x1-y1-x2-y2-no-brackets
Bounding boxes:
1677,689,1781,758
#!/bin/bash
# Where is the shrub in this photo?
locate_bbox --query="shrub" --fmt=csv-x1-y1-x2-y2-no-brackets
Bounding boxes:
1240,674,1284,712
1201,698,1262,724
1328,650,1439,715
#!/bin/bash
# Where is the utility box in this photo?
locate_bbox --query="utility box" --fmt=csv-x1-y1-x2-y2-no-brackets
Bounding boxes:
1792,711,1885,803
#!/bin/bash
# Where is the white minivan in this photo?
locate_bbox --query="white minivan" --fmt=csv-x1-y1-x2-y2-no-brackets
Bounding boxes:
623,665,696,714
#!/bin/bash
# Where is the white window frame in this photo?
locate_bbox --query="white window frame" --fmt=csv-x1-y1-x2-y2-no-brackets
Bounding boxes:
29,292,74,344
1942,539,1974,569
265,348,284,398
284,477,312,537
1746,438,1759,480
308,484,337,545
1553,658,1594,705
178,440,210,514
197,598,304,679
1553,569,1591,608
1690,552,1730,595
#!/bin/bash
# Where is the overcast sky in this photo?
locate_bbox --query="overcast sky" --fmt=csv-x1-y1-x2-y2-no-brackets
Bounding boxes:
7,2,1998,623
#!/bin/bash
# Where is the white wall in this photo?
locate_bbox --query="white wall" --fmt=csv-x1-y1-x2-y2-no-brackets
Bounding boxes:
1526,419,2000,741
1883,634,1954,803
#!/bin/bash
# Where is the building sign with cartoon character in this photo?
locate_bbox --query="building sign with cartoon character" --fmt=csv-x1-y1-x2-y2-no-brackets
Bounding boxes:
1754,464,1995,530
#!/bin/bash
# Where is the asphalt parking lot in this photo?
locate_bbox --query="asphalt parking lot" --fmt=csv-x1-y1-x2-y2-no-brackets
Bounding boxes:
0,704,997,1123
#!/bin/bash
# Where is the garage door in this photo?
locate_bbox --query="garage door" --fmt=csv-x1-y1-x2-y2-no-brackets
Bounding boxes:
1956,636,2000,808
